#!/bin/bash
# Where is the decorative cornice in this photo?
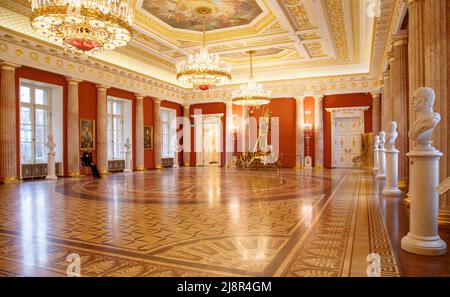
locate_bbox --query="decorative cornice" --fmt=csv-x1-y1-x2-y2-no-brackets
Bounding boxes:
325,106,370,113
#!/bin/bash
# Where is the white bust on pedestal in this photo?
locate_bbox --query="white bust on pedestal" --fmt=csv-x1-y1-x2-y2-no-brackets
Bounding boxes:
45,135,57,180
124,137,132,173
376,132,386,179
383,121,401,195
401,87,447,256
373,135,380,174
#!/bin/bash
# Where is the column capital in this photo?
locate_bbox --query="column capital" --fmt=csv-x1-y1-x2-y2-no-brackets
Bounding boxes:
371,93,381,99
295,96,305,102
66,77,82,84
387,52,395,64
95,84,110,91
134,94,145,100
0,62,20,71
313,94,324,101
153,98,162,104
407,0,425,6
391,31,408,47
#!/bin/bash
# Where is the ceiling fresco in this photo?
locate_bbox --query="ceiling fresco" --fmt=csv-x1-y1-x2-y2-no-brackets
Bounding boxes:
141,0,263,31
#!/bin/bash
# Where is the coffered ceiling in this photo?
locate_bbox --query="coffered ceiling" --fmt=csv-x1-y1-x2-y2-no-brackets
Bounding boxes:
0,0,378,87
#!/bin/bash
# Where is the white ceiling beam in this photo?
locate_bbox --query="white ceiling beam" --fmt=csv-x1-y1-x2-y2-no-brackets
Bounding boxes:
265,0,311,59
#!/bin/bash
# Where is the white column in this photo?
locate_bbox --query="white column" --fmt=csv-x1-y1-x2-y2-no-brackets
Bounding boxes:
66,77,82,177
371,93,381,136
0,62,20,183
295,96,305,168
225,101,234,166
376,132,386,180
153,98,162,169
183,104,191,167
314,95,324,169
135,94,145,171
381,72,392,131
96,84,109,174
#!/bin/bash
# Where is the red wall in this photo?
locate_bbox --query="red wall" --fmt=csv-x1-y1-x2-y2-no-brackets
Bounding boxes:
143,97,154,169
79,82,97,164
323,93,373,168
250,98,297,167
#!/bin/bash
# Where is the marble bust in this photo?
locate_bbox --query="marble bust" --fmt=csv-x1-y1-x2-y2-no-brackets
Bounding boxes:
409,87,441,150
385,121,398,149
378,131,385,149
46,135,56,154
124,137,131,152
374,135,380,150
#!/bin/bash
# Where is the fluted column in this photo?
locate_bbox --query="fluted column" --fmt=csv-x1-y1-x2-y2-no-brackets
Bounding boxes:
0,62,20,183
387,52,396,126
423,0,450,225
295,96,305,168
225,101,234,166
135,94,145,171
182,104,191,167
66,78,82,177
391,32,409,183
153,99,162,169
314,95,324,169
381,72,392,131
371,93,381,136
96,84,109,174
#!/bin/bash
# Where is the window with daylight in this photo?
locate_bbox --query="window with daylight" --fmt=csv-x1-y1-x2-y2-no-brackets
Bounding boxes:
161,108,176,158
20,84,52,164
107,99,125,160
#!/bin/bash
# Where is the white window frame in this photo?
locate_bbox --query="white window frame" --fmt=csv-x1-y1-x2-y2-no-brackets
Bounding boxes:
107,98,125,160
161,108,176,159
19,83,52,164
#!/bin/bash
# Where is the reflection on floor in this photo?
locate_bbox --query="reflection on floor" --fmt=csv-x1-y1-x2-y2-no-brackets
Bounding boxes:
0,167,447,276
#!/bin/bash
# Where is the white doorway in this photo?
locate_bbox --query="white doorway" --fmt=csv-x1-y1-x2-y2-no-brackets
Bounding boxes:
193,114,223,167
326,107,369,168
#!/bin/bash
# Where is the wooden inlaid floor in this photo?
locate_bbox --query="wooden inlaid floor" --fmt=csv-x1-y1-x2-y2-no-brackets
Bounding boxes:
0,167,446,276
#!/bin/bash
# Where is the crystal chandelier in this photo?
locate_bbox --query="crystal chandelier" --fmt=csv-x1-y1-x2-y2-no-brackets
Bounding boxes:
30,0,134,54
176,7,231,91
232,50,271,106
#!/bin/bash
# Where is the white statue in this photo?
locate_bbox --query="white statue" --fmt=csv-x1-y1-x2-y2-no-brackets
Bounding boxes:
409,87,441,150
124,137,132,173
385,121,398,149
124,137,131,153
373,135,380,149
46,134,56,154
379,131,385,149
46,135,57,180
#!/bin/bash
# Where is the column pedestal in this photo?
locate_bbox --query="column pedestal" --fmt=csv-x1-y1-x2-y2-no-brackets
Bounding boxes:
383,148,401,195
124,151,132,173
373,148,379,174
376,149,386,179
46,152,57,180
401,149,447,255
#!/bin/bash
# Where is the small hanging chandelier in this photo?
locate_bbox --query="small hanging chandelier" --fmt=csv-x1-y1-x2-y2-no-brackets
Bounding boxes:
232,50,271,106
176,7,232,91
30,0,134,54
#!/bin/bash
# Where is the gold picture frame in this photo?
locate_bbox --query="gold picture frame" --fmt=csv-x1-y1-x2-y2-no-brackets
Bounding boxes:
144,125,153,150
80,119,96,150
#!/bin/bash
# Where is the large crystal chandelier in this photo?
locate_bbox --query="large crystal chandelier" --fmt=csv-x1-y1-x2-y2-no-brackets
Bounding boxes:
232,50,271,106
30,0,134,54
176,7,231,91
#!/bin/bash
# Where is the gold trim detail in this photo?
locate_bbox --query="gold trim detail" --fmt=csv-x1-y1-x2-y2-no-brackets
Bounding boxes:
0,176,20,183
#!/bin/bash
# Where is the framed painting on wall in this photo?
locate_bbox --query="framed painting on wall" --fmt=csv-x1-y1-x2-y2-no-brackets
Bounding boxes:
80,119,95,150
144,125,153,150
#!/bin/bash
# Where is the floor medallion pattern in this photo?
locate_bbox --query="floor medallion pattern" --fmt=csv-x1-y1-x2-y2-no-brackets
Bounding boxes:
0,168,399,276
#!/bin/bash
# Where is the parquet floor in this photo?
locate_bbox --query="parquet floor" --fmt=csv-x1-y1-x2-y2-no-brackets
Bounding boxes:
0,167,444,276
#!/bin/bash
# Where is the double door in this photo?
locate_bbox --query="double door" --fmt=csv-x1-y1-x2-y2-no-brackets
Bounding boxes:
333,117,362,168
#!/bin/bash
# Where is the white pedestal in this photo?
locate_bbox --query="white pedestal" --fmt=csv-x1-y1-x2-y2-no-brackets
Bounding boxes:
376,148,386,179
124,151,132,173
383,148,401,195
373,148,379,174
401,149,447,256
46,152,57,180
